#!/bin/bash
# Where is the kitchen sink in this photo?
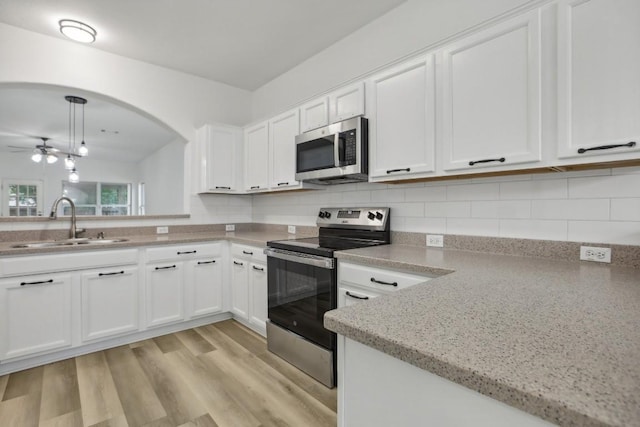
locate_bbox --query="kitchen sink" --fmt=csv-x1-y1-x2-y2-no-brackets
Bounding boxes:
11,238,129,249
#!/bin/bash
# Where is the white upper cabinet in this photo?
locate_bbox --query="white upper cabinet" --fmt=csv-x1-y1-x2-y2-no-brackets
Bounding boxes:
269,108,300,189
440,10,542,172
368,55,436,181
244,121,270,192
196,124,242,193
556,0,640,161
300,97,329,132
329,82,365,123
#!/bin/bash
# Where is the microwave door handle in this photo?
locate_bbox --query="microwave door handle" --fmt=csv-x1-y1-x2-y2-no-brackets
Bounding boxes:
334,132,341,167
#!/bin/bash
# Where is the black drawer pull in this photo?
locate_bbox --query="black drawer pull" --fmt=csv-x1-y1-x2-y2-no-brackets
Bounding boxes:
99,271,125,277
177,250,197,255
577,141,636,154
250,186,260,189
197,260,216,265
215,186,231,190
386,168,410,174
346,291,369,300
233,261,244,266
155,265,176,270
252,265,265,271
469,157,505,166
371,277,398,287
277,182,289,186
20,279,54,286
242,250,254,255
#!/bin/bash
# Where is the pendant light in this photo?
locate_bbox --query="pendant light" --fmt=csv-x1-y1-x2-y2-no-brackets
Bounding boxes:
69,168,80,183
64,155,75,170
65,95,88,182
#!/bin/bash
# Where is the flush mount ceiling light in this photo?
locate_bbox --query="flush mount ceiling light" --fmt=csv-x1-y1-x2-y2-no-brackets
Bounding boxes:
59,19,97,43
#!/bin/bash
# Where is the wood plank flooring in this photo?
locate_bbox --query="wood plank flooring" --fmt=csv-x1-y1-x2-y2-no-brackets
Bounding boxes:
0,320,337,427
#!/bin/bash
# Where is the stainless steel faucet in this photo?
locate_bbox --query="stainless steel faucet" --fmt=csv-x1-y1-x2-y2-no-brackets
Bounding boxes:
49,196,86,239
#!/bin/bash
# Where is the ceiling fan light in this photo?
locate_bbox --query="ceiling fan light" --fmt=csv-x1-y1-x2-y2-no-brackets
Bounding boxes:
78,140,88,156
46,152,58,164
64,155,75,170
59,19,96,43
69,168,80,183
31,150,43,163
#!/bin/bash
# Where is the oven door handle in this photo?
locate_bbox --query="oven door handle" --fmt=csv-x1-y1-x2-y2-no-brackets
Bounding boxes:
264,248,335,270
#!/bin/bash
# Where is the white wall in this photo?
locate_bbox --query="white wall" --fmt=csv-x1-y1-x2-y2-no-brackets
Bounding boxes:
137,139,184,215
252,168,640,246
251,0,536,120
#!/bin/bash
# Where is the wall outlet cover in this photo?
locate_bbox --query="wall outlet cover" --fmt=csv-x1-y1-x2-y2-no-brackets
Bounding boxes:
288,225,296,234
580,246,611,263
156,226,169,234
426,234,444,247
225,224,235,232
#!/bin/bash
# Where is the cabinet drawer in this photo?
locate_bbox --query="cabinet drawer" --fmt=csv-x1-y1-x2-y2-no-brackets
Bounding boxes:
338,285,381,308
146,243,222,262
338,262,431,292
0,249,138,278
231,243,267,263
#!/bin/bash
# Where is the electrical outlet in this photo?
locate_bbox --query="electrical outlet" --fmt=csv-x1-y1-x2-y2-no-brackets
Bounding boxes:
156,226,168,234
288,225,296,234
225,224,235,232
426,234,444,248
580,246,611,263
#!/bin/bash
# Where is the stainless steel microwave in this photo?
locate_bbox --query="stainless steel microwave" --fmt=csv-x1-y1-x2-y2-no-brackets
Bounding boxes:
295,117,368,185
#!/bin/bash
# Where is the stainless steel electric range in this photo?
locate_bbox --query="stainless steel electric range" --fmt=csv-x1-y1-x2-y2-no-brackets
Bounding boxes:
264,207,391,388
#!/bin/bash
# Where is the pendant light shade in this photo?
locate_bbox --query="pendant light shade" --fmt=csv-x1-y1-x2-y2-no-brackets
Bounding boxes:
69,168,80,183
64,155,75,170
78,140,88,156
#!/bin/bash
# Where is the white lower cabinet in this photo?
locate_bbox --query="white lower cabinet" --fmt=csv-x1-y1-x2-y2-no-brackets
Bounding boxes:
146,262,184,327
81,266,139,341
187,257,223,318
0,273,73,360
230,244,268,336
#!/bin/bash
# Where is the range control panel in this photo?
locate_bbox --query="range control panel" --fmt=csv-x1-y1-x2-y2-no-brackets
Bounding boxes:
317,207,390,231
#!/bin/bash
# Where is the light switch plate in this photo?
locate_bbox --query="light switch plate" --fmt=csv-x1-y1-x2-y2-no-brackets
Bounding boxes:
288,225,296,234
426,234,444,247
156,226,168,234
225,224,235,232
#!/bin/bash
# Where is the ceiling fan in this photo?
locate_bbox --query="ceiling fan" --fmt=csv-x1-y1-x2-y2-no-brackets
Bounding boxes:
8,136,81,164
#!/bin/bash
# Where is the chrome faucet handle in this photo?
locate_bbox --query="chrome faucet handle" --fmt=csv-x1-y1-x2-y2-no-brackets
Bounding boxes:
97,231,105,239
76,227,86,236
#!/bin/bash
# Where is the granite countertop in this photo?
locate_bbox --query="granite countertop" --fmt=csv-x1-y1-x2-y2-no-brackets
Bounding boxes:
0,230,299,256
325,244,640,427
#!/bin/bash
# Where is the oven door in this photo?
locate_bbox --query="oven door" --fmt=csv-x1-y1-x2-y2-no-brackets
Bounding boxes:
265,248,337,350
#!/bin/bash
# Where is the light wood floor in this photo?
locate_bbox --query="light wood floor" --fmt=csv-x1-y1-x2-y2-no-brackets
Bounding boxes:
0,320,337,427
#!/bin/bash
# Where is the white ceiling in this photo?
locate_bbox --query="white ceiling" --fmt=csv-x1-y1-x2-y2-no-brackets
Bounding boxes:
0,0,406,91
0,85,178,163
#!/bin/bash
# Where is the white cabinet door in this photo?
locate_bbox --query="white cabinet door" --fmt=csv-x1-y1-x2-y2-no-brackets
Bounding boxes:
269,109,300,189
249,262,268,334
330,82,365,123
197,124,241,192
230,258,249,320
244,121,270,192
0,273,72,360
300,97,329,132
556,0,640,161
81,267,139,342
369,55,436,180
146,262,184,327
186,257,222,318
440,10,542,172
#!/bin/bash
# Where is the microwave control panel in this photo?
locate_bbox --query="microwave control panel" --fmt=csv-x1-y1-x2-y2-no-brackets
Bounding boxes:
339,130,357,166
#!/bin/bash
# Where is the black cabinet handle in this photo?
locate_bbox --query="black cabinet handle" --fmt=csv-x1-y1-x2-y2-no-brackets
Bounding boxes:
99,270,125,277
346,291,369,300
386,168,410,174
370,277,398,287
177,250,197,255
215,186,231,190
250,186,260,189
155,265,176,270
20,279,53,286
197,260,216,265
277,182,289,186
242,250,254,255
252,265,265,271
469,157,505,166
578,141,635,154
233,261,244,266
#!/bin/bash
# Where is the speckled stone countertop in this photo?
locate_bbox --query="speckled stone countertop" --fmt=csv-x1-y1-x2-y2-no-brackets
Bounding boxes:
325,244,640,427
0,230,299,256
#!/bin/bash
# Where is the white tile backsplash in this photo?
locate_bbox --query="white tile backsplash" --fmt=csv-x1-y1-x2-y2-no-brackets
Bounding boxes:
251,167,640,245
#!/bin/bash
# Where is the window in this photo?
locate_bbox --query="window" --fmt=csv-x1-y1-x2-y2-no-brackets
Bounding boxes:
2,180,44,217
62,181,131,216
